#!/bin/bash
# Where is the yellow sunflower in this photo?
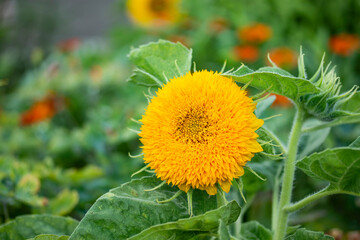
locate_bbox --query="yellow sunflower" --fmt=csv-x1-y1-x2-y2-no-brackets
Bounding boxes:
139,70,263,195
126,0,180,27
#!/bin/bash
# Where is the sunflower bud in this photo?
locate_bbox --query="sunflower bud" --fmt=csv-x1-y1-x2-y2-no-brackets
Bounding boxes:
300,54,358,121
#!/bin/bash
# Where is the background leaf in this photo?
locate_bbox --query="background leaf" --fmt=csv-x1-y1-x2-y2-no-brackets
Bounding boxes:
0,215,78,240
69,176,217,240
27,234,69,240
128,40,192,87
298,119,330,158
297,139,360,196
128,201,240,240
38,189,79,216
224,66,320,100
238,221,272,240
254,95,276,118
285,228,334,240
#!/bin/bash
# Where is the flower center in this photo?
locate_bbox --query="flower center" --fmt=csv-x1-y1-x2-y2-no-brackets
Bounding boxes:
149,0,168,13
175,107,212,144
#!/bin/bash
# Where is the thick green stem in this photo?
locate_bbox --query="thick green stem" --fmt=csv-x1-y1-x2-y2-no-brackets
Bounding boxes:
284,186,342,213
302,115,360,133
271,164,283,232
273,105,304,240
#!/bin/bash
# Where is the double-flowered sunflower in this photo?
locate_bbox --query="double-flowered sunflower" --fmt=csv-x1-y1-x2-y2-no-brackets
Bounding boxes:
139,70,263,195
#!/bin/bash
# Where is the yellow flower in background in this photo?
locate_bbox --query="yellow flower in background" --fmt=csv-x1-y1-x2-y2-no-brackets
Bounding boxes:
139,70,263,195
127,0,180,27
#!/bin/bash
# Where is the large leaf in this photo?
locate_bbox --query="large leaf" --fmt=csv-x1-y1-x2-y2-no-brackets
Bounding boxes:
128,201,240,240
238,221,272,240
285,228,334,240
27,234,69,240
0,215,78,240
223,66,320,101
297,138,360,195
69,176,217,240
128,40,192,87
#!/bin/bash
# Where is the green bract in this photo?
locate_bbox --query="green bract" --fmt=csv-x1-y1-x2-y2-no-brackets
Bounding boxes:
299,55,359,121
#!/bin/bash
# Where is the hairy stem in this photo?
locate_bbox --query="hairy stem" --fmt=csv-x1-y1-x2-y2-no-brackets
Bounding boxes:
302,115,360,133
271,164,283,232
284,186,342,213
273,105,304,240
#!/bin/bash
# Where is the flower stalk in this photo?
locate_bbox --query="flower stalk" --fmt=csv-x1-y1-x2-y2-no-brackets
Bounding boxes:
273,104,304,240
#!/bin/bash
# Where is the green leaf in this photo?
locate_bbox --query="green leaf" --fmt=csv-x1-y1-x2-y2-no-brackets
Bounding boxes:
297,142,360,196
128,40,192,87
128,201,240,240
69,176,216,240
298,119,330,158
239,221,272,240
218,219,231,240
286,225,301,235
285,228,334,240
224,66,320,100
15,174,44,207
0,215,78,240
39,189,79,216
27,234,69,240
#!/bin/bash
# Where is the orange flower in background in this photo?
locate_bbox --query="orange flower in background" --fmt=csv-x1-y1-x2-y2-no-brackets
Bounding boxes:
20,94,63,126
127,0,180,27
268,47,297,69
238,23,272,44
57,38,81,53
234,45,259,63
329,34,360,56
271,94,292,108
